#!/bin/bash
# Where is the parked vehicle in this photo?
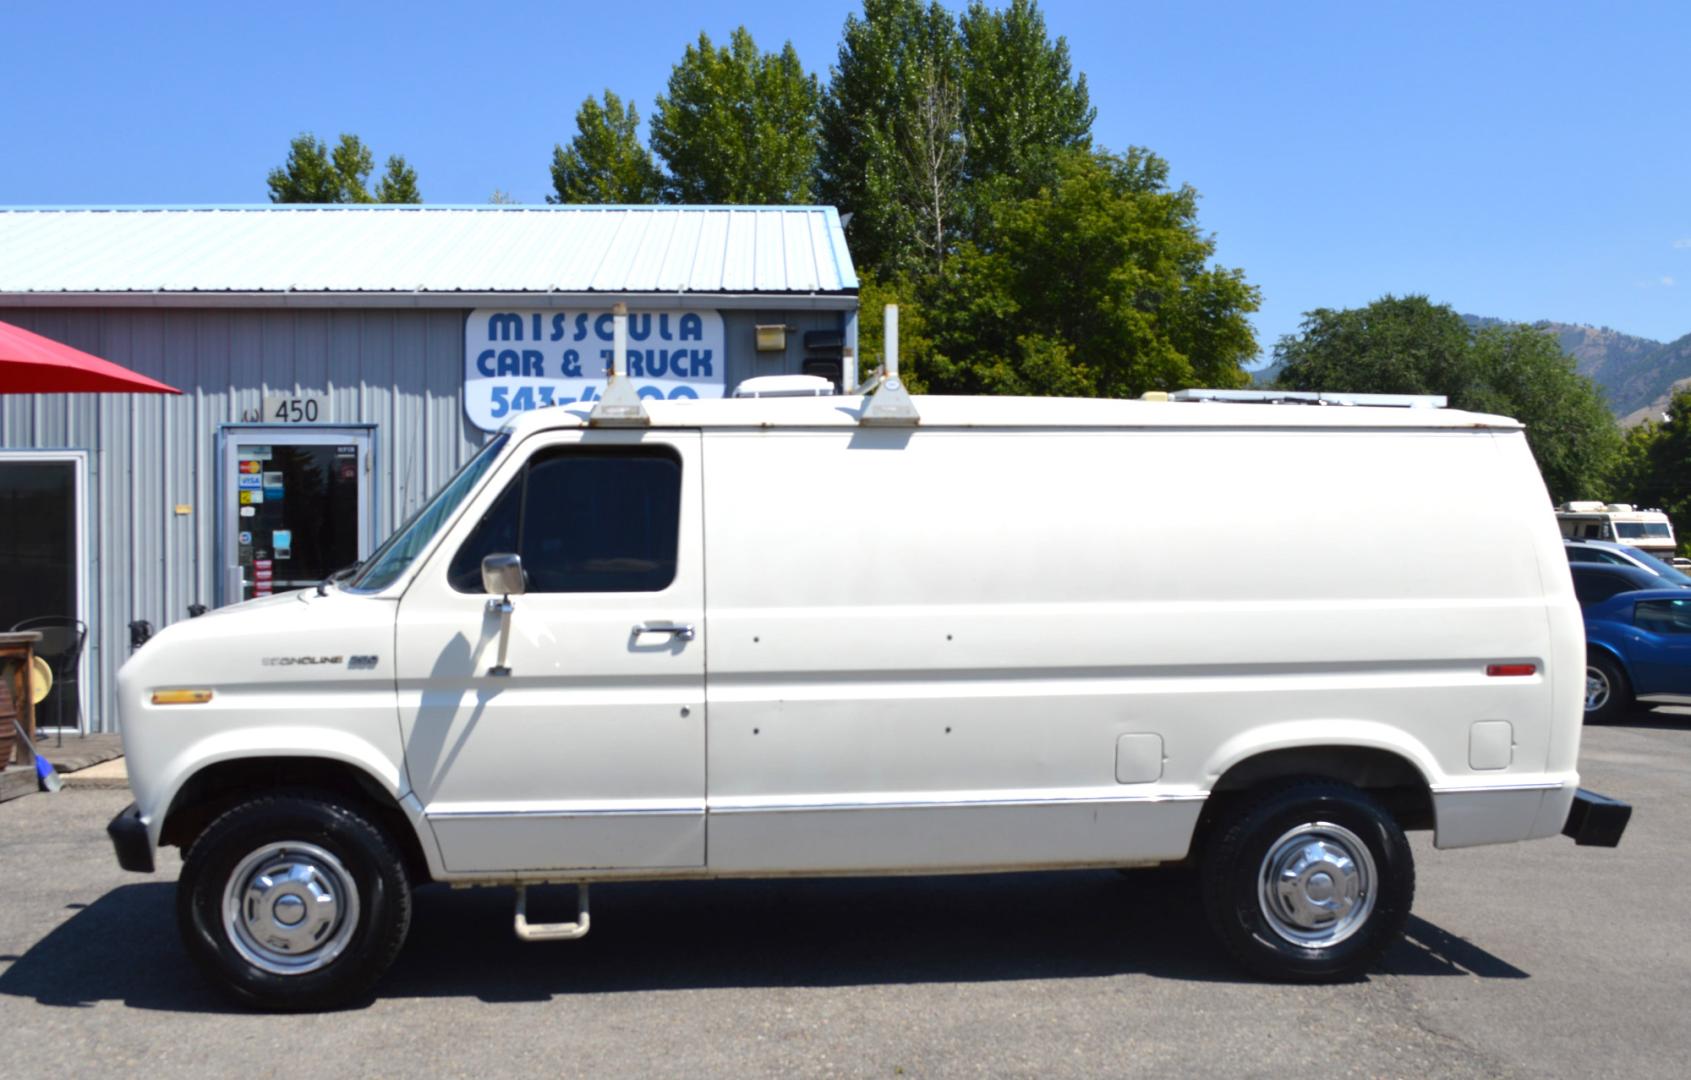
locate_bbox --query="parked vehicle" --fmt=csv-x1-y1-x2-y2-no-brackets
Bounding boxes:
1565,539,1691,586
1569,562,1688,607
1556,502,1677,562
106,375,1631,1009
1583,588,1691,722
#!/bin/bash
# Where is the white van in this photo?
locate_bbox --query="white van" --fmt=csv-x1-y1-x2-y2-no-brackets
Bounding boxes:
108,383,1630,1009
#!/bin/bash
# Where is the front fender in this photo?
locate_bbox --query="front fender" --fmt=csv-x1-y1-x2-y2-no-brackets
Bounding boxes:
143,726,408,850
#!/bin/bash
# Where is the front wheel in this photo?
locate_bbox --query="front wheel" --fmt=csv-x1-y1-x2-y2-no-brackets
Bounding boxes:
176,792,412,1010
1201,781,1414,982
1585,651,1632,724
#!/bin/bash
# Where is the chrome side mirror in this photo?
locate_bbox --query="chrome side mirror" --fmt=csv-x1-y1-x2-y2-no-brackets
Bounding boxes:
481,553,524,677
482,552,526,597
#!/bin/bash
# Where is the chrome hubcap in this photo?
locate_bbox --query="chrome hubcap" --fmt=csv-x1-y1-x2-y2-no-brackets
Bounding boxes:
1258,822,1376,948
222,842,359,975
1586,666,1611,712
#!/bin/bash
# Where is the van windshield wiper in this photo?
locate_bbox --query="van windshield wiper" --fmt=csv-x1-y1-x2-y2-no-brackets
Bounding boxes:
317,561,362,597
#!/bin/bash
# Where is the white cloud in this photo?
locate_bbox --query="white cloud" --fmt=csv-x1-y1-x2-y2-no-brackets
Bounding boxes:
1663,276,1677,287
1675,238,1691,249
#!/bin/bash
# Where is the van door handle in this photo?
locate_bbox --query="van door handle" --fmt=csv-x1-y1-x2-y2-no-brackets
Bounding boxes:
635,622,696,642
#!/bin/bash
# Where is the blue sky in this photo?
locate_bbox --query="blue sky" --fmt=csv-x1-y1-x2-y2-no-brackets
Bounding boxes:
3,1,1688,359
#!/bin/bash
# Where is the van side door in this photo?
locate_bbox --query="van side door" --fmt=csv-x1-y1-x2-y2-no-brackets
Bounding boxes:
394,429,705,874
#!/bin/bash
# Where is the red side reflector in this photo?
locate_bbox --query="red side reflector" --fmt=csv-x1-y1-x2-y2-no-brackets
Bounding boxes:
1486,663,1537,677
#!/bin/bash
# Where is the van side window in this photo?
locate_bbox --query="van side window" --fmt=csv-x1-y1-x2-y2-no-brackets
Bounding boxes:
448,446,682,593
1634,599,1691,634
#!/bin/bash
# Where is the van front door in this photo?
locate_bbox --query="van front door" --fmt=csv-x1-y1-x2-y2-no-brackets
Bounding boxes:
394,430,705,874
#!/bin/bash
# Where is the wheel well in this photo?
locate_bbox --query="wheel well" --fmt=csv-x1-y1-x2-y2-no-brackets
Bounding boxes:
159,757,432,883
1587,642,1630,678
1198,746,1435,847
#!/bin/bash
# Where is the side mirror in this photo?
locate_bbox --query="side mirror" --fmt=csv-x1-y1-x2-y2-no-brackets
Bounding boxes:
482,552,526,597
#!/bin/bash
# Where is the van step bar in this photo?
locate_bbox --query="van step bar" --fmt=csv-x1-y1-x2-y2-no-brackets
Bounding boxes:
513,883,591,941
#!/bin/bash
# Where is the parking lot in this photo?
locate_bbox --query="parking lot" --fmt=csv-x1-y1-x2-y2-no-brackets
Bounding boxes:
0,714,1686,1079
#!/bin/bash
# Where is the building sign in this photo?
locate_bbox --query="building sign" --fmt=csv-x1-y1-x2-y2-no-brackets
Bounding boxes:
464,308,726,431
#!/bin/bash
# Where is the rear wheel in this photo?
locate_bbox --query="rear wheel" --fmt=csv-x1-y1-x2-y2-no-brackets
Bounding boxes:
1201,780,1413,982
1585,651,1631,724
176,792,412,1011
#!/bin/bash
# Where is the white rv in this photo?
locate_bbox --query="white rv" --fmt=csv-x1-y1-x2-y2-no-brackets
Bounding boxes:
108,368,1629,1009
1556,501,1677,560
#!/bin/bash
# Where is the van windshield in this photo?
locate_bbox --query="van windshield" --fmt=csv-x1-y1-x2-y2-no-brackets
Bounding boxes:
1616,521,1673,540
347,434,510,593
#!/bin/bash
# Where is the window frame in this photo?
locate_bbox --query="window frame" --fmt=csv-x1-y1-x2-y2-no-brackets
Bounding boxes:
446,441,685,596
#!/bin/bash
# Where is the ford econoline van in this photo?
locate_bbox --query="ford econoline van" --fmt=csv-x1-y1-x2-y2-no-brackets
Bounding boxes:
108,381,1629,1009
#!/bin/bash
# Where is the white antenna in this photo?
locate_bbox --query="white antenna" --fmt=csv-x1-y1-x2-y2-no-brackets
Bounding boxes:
589,301,650,426
859,303,918,425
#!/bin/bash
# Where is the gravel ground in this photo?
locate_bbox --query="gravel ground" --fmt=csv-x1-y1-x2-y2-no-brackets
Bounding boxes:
1,712,1686,1079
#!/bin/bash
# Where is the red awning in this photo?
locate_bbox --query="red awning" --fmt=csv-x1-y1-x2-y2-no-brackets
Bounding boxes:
0,319,181,394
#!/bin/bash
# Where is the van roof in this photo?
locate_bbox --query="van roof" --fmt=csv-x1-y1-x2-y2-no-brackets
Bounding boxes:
498,394,1524,436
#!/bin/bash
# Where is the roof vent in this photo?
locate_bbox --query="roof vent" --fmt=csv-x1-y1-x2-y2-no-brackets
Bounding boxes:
732,375,836,398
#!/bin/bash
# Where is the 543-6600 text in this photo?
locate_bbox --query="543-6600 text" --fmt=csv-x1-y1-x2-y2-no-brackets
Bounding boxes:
487,382,701,417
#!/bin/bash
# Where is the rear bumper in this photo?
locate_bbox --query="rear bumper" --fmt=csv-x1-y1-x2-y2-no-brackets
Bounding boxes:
106,801,155,873
1562,788,1631,847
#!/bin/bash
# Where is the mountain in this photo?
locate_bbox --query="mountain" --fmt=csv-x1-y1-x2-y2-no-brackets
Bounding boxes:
1612,333,1691,425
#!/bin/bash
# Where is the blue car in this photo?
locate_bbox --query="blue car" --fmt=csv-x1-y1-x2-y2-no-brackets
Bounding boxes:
1583,587,1691,722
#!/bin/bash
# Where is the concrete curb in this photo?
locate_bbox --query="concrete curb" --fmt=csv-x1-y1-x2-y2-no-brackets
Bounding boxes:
60,756,129,790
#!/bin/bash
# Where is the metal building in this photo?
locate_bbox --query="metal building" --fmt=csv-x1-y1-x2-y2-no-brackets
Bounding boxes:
0,205,861,732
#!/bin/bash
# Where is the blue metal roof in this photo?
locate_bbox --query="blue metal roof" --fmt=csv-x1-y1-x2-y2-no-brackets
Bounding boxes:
0,205,858,298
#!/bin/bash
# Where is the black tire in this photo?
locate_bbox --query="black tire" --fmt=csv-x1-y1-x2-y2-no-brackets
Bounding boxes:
176,791,412,1011
1585,650,1632,725
1201,780,1413,982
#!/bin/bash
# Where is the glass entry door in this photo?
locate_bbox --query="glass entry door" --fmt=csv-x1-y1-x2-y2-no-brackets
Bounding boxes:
219,428,373,605
0,453,87,731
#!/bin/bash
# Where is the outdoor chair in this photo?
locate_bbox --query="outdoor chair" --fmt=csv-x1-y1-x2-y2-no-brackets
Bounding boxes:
9,615,87,747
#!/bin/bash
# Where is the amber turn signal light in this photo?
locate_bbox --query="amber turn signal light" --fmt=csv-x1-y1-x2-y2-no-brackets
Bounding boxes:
151,689,214,705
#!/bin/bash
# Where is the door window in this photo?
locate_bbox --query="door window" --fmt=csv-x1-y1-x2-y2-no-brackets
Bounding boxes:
222,430,372,604
0,460,77,632
450,446,682,593
1634,599,1691,634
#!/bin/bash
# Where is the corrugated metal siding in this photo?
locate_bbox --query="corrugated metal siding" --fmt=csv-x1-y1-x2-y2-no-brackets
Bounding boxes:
0,307,481,731
0,304,847,732
0,206,860,296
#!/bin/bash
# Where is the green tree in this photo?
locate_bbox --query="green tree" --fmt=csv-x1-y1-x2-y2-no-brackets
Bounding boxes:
820,0,1091,278
375,155,421,203
1274,297,1620,502
1611,389,1691,548
549,91,665,204
818,0,963,275
268,133,420,204
1273,295,1475,397
918,147,1259,397
1466,325,1620,502
956,0,1093,188
650,28,821,203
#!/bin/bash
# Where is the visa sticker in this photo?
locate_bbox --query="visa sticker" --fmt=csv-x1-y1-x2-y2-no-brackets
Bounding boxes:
238,474,262,489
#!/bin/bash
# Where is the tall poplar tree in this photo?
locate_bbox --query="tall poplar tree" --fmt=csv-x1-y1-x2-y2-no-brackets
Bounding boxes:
267,133,421,204
549,91,665,204
649,28,821,204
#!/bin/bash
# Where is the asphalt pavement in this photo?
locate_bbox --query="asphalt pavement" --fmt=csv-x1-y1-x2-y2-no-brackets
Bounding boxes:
1,712,1687,1079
